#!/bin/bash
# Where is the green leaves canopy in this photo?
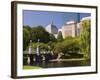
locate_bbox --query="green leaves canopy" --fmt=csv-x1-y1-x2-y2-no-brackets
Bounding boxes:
23,26,31,50
31,26,50,43
53,37,80,54
79,20,91,59
57,31,63,42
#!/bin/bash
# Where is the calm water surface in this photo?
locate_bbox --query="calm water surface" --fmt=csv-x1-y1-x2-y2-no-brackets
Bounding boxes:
28,59,91,68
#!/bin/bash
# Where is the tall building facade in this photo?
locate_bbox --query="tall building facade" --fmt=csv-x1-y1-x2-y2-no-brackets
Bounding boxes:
61,16,91,38
45,23,58,38
62,21,77,38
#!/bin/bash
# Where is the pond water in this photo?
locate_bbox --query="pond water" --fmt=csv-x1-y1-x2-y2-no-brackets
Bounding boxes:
25,59,91,68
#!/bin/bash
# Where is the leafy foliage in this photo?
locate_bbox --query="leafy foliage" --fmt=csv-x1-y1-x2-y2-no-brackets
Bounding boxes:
49,34,57,42
31,26,50,43
32,42,49,51
23,26,31,50
57,31,63,42
53,37,80,55
79,20,91,59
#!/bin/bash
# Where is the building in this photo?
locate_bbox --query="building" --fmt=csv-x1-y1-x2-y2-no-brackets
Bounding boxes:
62,21,77,38
76,22,82,36
61,16,91,38
45,16,90,39
45,22,58,38
77,16,91,36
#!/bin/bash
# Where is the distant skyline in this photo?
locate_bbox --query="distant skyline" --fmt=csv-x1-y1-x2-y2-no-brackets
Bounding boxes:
23,10,91,29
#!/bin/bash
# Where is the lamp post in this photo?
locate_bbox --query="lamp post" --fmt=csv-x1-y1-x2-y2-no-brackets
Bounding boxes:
27,40,32,65
36,39,40,55
28,40,32,54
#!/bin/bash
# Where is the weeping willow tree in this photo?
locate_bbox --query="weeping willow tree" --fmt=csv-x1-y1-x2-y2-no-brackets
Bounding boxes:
79,20,91,59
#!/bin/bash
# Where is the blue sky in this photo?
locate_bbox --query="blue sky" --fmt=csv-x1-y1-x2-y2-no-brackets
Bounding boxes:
23,10,90,29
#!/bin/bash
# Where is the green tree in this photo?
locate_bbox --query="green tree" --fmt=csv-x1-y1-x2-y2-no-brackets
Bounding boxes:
23,25,31,32
57,31,63,42
63,37,80,54
79,20,91,59
53,42,63,54
49,34,57,42
53,37,80,55
23,26,31,50
31,26,50,43
32,42,49,51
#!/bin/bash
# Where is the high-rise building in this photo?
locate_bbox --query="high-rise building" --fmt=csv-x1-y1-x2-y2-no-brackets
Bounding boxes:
62,21,77,38
45,22,58,38
61,16,91,38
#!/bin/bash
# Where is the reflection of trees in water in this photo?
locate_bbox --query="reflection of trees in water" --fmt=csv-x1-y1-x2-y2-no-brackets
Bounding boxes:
80,59,91,66
29,59,90,68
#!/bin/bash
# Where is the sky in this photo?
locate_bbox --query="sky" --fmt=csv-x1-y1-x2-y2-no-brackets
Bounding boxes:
23,10,90,29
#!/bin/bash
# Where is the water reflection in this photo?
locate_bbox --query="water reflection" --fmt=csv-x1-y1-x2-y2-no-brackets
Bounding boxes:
24,59,90,68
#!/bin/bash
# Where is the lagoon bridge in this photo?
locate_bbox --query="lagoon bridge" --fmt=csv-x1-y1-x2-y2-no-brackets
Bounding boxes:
23,39,55,65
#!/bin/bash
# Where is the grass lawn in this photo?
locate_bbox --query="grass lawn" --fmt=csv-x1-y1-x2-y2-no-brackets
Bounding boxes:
23,65,42,70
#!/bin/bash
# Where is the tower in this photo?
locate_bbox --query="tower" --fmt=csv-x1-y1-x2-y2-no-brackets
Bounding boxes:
45,19,58,36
